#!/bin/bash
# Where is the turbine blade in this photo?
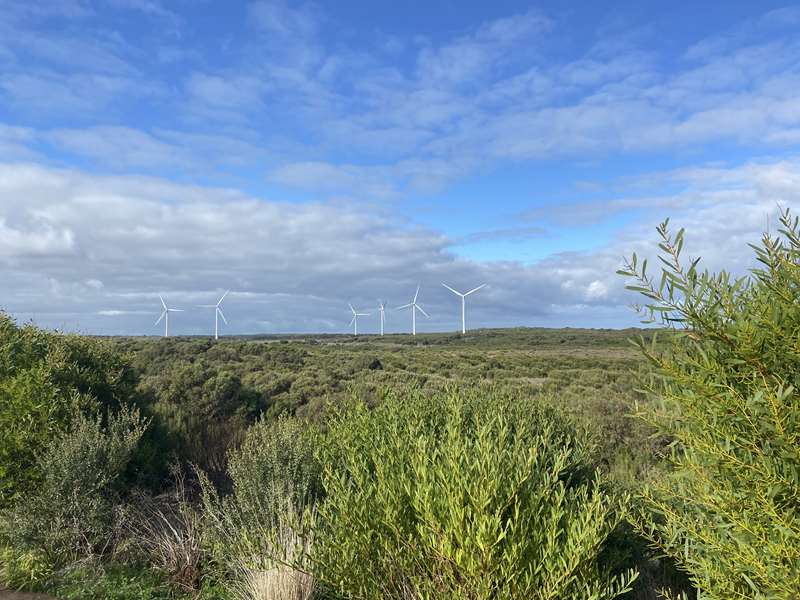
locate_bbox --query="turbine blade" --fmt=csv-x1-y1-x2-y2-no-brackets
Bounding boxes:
218,290,230,305
357,312,370,316
217,308,228,325
349,303,356,314
160,295,167,310
396,303,412,310
413,284,420,303
465,283,487,296
349,315,356,326
155,311,166,326
441,283,462,296
416,304,430,318
169,309,184,312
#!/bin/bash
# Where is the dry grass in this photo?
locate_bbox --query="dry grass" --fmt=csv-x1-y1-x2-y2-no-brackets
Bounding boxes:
205,497,317,600
117,469,203,590
232,564,315,600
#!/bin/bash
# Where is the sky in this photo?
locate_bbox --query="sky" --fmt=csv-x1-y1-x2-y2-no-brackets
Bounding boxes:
1,0,800,335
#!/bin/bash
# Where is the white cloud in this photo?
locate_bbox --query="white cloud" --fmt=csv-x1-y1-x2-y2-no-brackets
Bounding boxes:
0,218,75,258
2,4,800,203
185,73,266,111
0,71,159,115
48,126,192,169
248,0,321,39
0,157,797,334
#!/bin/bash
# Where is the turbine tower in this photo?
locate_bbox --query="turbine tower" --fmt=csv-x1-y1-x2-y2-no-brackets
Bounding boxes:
199,290,230,340
349,303,369,336
377,301,387,336
397,285,429,336
442,283,486,335
155,295,183,337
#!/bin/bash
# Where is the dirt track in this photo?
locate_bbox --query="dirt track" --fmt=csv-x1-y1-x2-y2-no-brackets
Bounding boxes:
0,590,55,600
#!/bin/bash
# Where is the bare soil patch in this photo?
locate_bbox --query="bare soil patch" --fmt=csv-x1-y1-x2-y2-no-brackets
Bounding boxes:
0,590,56,600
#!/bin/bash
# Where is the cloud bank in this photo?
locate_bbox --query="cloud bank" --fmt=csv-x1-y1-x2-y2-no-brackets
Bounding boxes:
1,158,797,334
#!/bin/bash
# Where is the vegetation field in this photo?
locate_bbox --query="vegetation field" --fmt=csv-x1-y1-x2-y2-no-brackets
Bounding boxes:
3,215,800,599
109,328,661,490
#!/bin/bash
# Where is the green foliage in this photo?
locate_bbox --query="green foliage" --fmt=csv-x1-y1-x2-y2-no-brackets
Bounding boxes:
45,563,227,600
619,210,800,598
0,545,53,591
0,313,139,505
200,414,320,589
227,413,321,519
0,407,147,572
137,358,266,475
0,319,673,597
111,327,656,482
312,386,637,600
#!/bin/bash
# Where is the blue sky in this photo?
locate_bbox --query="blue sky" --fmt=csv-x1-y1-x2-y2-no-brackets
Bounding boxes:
1,0,799,334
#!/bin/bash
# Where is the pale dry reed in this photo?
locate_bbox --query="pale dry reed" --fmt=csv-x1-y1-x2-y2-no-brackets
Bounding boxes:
226,502,317,600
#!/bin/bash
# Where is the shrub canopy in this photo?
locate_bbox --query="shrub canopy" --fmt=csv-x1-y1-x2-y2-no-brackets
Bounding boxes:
0,315,139,505
313,387,636,600
619,211,800,598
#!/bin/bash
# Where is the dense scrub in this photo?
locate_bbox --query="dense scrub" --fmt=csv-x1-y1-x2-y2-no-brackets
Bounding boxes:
110,327,656,485
2,321,662,599
0,317,140,505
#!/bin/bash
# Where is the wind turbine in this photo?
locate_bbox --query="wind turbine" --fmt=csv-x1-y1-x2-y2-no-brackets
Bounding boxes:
397,285,429,336
349,303,369,336
442,283,487,335
377,301,387,336
198,290,230,340
155,295,183,337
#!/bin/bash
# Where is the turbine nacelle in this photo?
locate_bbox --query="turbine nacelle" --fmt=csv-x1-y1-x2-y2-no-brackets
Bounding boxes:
442,282,487,335
348,303,369,336
198,290,230,340
396,284,429,335
377,300,387,335
155,295,183,337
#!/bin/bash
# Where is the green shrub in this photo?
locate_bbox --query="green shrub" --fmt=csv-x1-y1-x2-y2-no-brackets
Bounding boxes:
619,211,800,598
200,415,320,598
312,386,637,600
227,414,321,518
138,360,265,476
0,314,139,505
45,563,212,600
0,407,147,572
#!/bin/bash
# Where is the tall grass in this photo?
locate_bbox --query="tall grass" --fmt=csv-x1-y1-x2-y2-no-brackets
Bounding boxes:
118,468,204,591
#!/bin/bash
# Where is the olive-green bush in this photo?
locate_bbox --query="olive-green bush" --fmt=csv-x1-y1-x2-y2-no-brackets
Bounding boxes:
312,387,637,600
0,407,147,575
226,414,321,519
0,314,139,505
619,211,800,598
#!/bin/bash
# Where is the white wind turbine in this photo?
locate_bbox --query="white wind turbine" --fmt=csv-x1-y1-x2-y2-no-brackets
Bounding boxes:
442,283,487,335
397,285,429,336
349,303,369,336
198,290,230,340
377,301,387,336
155,295,183,337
